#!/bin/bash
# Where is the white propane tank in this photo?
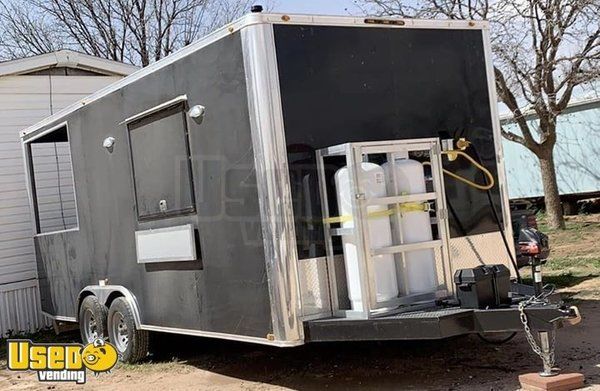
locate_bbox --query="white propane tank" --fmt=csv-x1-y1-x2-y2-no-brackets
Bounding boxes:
335,163,399,311
383,158,437,294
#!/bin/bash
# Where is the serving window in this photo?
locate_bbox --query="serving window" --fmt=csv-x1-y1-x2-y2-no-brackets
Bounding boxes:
127,102,195,220
25,124,78,234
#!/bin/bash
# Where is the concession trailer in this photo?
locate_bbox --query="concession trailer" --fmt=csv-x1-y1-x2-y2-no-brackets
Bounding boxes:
20,11,580,368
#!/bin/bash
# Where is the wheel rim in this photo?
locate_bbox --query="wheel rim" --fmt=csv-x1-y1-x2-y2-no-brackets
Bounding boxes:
111,311,129,352
82,309,98,343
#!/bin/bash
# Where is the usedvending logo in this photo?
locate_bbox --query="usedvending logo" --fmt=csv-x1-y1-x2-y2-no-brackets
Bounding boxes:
7,337,118,384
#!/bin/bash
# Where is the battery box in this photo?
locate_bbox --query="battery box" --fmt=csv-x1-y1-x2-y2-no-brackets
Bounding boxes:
454,264,511,309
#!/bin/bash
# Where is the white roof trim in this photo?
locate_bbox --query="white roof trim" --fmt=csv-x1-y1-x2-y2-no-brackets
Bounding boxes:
499,96,600,125
20,13,486,140
0,49,138,77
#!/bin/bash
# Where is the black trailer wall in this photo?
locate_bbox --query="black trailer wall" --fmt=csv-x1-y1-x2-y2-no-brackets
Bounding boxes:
33,32,273,338
274,25,503,260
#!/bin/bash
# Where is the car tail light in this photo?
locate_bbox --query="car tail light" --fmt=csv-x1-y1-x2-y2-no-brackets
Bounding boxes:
519,241,540,256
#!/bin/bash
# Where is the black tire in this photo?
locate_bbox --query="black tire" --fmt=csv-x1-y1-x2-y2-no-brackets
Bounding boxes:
79,295,108,344
477,332,517,345
107,297,149,363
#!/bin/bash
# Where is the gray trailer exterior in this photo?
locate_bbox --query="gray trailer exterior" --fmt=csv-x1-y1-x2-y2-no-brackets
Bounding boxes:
20,13,578,350
23,23,280,345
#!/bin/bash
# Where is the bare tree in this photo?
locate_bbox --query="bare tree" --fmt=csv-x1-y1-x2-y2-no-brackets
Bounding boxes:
0,1,60,59
0,0,255,66
356,0,600,229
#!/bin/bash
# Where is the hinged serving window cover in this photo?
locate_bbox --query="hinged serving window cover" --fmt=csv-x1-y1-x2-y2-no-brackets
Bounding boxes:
127,102,195,219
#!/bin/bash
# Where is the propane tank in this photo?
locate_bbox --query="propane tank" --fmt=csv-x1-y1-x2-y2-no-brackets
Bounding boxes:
335,163,399,311
383,158,437,294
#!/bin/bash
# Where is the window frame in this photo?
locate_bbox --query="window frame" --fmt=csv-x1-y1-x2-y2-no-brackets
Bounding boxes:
23,121,80,237
125,97,196,221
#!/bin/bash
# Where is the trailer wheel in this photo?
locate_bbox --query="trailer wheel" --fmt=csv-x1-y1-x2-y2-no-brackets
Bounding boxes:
477,332,517,345
107,297,149,363
79,295,108,344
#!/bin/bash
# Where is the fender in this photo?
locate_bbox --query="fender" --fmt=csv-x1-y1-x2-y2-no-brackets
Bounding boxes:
77,285,142,328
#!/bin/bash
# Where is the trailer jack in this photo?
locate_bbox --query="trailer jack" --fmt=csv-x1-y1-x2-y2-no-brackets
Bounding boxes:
517,270,582,377
519,302,557,376
518,302,581,381
538,331,555,377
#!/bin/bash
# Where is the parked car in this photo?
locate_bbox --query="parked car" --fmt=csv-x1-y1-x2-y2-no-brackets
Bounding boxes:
510,201,539,267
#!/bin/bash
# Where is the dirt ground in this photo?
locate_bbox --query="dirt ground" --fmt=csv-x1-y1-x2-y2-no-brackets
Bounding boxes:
1,214,599,390
1,302,599,391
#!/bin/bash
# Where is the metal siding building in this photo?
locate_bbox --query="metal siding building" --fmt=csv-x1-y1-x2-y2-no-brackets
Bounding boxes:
501,98,600,199
0,51,136,335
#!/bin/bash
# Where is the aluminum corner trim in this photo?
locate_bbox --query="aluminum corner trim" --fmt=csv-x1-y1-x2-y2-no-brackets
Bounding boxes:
481,28,516,273
241,23,304,345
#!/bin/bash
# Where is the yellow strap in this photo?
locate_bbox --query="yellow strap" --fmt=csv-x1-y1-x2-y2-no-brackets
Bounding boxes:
400,202,430,213
323,215,353,224
323,202,429,224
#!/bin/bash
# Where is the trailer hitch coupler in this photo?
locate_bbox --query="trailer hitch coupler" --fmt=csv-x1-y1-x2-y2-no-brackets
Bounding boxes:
566,306,582,326
550,305,582,325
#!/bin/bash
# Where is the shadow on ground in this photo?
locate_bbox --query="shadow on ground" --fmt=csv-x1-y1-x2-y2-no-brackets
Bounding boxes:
521,273,598,290
148,333,528,390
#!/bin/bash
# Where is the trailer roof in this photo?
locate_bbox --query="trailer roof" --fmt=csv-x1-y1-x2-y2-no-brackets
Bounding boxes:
20,13,488,141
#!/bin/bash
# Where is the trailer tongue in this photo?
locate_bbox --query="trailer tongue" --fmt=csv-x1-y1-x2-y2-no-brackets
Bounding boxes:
306,297,580,376
305,300,579,341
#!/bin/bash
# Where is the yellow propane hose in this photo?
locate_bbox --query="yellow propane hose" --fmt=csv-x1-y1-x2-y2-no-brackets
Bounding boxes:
424,150,495,191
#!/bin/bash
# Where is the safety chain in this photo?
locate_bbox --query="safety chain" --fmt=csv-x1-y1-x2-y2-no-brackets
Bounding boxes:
518,296,556,370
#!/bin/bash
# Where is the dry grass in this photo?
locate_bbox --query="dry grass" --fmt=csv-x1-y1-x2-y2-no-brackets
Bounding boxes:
541,214,600,260
533,213,600,300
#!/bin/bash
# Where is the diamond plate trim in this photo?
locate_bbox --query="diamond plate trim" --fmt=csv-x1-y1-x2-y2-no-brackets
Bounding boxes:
449,231,515,282
298,257,331,318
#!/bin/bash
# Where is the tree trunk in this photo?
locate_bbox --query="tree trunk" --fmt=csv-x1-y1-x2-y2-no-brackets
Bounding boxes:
538,151,565,229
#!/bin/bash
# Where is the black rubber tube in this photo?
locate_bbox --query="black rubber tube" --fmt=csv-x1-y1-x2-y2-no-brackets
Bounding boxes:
470,145,522,283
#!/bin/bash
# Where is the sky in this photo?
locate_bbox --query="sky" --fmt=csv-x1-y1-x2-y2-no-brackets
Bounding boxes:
271,0,361,15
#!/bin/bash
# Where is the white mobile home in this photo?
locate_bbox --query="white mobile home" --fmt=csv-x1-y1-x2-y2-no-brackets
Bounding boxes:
501,97,600,203
0,51,136,335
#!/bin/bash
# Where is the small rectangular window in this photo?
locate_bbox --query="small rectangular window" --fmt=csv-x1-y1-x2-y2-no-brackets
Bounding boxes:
27,124,78,234
127,102,195,220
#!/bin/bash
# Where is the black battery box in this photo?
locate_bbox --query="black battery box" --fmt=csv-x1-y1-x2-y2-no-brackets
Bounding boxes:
487,264,512,306
454,266,495,309
454,264,512,309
